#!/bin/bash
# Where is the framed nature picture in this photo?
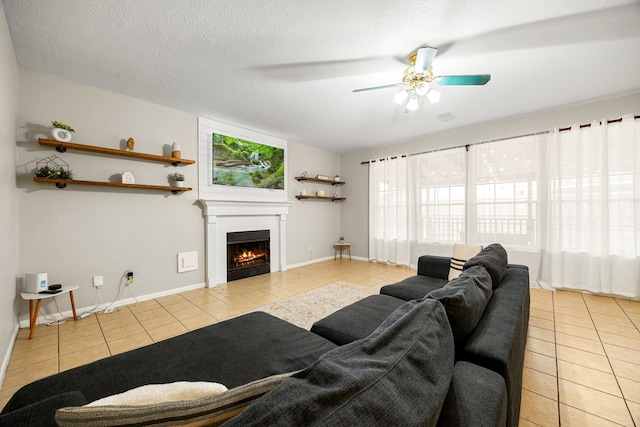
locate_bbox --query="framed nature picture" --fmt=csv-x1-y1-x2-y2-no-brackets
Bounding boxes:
198,116,288,202
212,133,285,189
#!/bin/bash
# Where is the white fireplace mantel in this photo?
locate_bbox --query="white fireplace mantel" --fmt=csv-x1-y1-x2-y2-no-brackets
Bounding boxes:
198,200,291,287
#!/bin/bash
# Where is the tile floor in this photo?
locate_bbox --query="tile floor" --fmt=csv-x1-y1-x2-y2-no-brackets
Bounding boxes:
1,259,639,426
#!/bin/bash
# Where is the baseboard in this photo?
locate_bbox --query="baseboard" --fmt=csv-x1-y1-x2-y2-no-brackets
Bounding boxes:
0,322,20,392
18,282,207,328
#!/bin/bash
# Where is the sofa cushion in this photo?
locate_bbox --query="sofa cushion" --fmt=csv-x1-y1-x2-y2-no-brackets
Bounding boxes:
437,361,507,427
3,312,337,414
463,243,508,288
449,243,483,280
55,372,292,427
223,298,455,427
310,294,406,345
0,392,87,427
380,275,448,301
427,265,493,338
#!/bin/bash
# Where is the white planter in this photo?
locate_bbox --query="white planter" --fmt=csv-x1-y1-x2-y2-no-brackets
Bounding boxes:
172,181,184,187
52,127,72,142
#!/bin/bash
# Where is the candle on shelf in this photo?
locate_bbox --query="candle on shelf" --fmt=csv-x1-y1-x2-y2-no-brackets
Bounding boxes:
171,142,182,158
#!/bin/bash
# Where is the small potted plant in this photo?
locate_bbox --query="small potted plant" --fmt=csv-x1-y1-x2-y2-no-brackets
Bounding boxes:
51,121,75,143
339,236,345,243
168,172,185,187
335,174,341,182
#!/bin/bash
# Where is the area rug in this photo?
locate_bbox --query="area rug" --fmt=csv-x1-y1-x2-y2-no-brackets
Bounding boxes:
256,281,377,330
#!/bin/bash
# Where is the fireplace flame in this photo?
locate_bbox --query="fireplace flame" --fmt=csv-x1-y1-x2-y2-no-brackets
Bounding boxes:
233,249,267,267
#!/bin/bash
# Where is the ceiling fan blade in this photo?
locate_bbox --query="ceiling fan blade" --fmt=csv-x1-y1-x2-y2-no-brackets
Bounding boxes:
433,74,491,85
414,47,438,74
352,83,403,93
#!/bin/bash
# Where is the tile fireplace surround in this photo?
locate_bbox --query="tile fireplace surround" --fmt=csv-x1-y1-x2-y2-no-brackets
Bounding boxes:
198,200,290,287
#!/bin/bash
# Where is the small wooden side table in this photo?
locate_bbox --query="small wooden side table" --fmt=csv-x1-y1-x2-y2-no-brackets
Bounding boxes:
20,286,79,339
334,242,352,260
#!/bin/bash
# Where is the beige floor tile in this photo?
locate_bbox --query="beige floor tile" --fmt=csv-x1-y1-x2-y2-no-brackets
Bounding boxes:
97,313,138,332
616,298,640,314
7,344,57,371
526,337,556,358
555,332,605,355
524,350,557,377
522,367,557,400
528,326,555,343
102,322,146,342
520,389,559,427
603,343,640,363
556,345,612,373
180,313,217,331
557,360,621,397
59,323,102,343
617,376,640,403
107,331,153,355
12,330,58,354
1,359,59,391
58,332,107,356
132,306,170,321
169,306,208,322
553,313,594,329
529,316,554,331
595,322,640,339
530,308,553,320
628,400,640,426
128,299,162,314
598,331,640,350
559,404,624,427
591,312,635,328
553,299,587,311
554,322,599,341
518,417,542,427
155,294,188,307
146,322,188,342
554,290,585,303
138,313,178,330
59,344,110,372
558,379,632,426
609,358,640,382
552,305,590,319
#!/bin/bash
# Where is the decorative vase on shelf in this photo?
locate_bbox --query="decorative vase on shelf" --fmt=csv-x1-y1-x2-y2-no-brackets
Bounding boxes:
51,121,74,142
52,127,73,142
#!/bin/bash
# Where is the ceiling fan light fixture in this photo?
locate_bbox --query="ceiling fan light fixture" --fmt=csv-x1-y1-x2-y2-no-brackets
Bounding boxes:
415,82,430,96
426,89,441,104
405,92,419,112
394,90,409,105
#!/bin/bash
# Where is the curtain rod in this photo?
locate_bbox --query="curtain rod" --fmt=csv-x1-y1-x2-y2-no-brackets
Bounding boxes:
361,114,639,165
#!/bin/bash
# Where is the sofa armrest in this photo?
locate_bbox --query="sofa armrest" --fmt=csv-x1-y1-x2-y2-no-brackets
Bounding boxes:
417,255,451,279
459,267,530,427
0,391,87,427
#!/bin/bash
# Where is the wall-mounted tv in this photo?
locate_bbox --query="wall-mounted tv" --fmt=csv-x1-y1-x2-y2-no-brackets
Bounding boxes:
212,133,285,190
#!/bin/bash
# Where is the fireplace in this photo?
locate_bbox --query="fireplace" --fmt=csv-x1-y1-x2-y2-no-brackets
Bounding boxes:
227,230,270,282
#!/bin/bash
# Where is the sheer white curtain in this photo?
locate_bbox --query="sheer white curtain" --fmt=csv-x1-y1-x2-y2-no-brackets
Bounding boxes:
539,115,640,297
369,148,466,266
369,156,410,265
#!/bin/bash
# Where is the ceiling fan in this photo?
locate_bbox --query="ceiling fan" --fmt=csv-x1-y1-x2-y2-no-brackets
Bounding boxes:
353,47,490,113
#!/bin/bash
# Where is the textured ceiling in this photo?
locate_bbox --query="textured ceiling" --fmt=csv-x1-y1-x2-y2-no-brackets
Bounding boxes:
4,0,640,153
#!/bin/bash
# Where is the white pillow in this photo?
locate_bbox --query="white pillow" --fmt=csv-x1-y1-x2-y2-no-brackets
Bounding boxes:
86,381,228,407
448,243,483,280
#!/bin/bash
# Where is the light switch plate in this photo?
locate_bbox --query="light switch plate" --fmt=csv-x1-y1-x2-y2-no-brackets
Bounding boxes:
177,251,198,273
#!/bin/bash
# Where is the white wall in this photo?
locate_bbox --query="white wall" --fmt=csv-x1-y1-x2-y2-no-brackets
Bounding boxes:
287,141,342,265
341,92,640,269
0,1,19,387
16,69,205,318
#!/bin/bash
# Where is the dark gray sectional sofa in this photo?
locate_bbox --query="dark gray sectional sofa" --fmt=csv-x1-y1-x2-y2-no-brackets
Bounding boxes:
1,244,529,427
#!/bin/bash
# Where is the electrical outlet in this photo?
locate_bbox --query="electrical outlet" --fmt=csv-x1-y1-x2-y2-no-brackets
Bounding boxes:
93,276,103,288
126,271,134,286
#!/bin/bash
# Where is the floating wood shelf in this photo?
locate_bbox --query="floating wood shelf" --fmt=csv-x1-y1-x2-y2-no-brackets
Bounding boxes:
34,178,191,194
295,195,345,202
295,176,344,185
38,139,195,166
